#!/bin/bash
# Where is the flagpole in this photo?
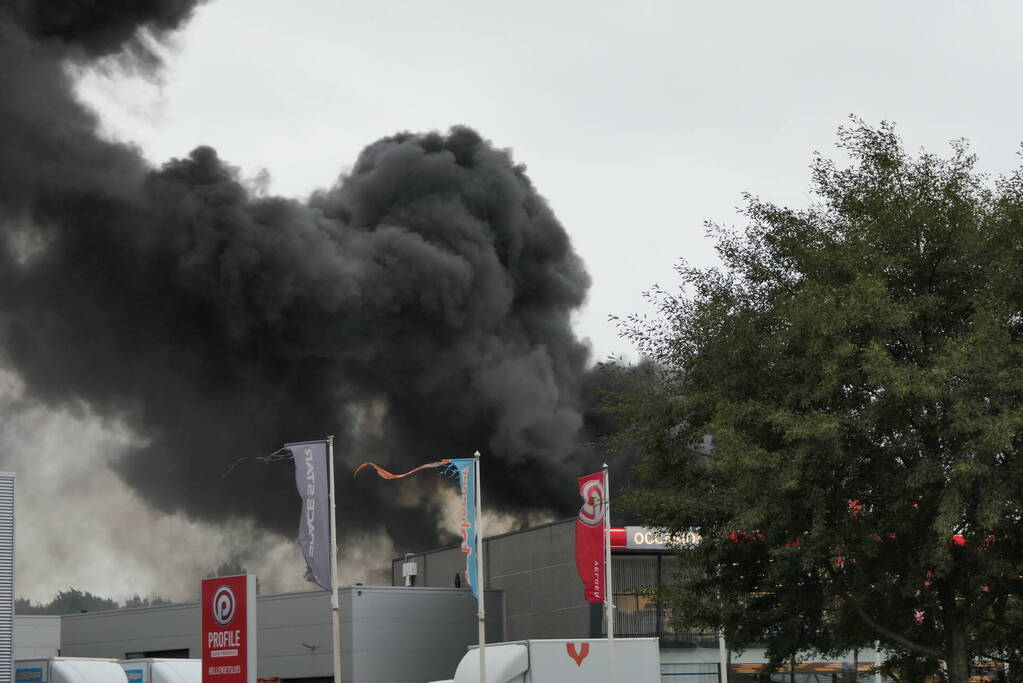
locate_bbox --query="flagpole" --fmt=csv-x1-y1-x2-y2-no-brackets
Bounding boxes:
604,462,614,683
475,450,486,683
328,435,342,683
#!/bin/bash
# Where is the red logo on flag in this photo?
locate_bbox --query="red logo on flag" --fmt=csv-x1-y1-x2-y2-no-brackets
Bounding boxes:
574,471,606,603
577,477,605,527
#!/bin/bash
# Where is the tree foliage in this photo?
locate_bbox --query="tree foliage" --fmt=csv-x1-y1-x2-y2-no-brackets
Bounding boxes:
15,589,173,614
16,588,120,614
610,120,1023,683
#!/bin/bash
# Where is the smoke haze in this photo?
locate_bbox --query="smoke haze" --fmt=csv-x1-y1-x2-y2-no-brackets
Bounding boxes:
0,0,606,600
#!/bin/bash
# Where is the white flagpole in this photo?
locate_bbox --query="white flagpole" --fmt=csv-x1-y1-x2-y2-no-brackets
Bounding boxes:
604,463,615,683
718,632,729,683
327,435,342,683
475,450,486,683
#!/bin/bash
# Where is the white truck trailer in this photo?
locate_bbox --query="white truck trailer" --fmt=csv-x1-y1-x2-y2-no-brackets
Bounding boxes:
436,637,660,683
15,657,128,683
120,659,201,683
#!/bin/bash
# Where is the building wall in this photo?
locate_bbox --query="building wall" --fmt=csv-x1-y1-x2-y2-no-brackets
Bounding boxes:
344,586,504,683
392,519,589,642
61,599,201,662
13,615,60,659
59,586,504,683
0,471,13,681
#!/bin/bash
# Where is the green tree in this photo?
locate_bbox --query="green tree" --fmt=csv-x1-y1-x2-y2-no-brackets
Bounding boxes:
14,588,119,614
122,594,171,608
611,120,1023,683
16,590,171,614
206,561,260,594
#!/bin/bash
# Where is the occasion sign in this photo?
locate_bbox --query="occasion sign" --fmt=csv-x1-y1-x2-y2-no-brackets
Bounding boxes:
619,526,702,550
202,574,257,683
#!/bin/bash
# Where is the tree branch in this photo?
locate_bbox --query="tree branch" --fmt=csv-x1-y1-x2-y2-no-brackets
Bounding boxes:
854,604,943,659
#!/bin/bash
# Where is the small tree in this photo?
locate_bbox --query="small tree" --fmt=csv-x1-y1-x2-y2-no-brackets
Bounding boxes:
611,120,1023,683
206,561,259,594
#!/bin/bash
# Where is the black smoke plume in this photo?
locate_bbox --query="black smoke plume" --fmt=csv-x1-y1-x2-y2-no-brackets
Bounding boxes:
0,1,605,553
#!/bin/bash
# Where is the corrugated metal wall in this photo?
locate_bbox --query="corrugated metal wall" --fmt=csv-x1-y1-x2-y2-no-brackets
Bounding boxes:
0,472,15,682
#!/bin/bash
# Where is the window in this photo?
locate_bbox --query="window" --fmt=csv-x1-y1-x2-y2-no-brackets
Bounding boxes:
124,648,189,659
594,554,717,647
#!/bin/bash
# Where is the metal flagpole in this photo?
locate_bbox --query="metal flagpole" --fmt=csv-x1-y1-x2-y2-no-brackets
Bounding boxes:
718,633,729,683
604,463,614,683
328,435,342,683
475,450,486,683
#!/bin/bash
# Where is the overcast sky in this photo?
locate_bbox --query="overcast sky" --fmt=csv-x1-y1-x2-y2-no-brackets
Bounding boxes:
13,0,1021,604
76,0,1023,362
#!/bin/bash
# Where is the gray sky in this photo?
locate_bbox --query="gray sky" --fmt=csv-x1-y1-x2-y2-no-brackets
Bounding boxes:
13,0,1022,604
76,0,1023,362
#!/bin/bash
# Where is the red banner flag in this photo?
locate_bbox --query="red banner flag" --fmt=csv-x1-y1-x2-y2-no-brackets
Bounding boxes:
575,471,607,603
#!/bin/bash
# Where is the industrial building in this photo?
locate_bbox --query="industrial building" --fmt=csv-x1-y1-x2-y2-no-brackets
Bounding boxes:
394,519,881,682
395,519,737,682
54,586,502,683
12,519,879,683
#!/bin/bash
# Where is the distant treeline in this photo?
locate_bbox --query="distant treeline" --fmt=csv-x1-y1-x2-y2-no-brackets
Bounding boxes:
16,562,253,615
15,588,170,615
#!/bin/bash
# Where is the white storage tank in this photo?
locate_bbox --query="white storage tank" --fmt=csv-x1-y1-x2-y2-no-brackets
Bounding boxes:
120,659,200,683
16,657,128,683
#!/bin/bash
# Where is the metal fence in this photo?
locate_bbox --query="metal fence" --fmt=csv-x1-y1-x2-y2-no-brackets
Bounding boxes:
661,662,722,683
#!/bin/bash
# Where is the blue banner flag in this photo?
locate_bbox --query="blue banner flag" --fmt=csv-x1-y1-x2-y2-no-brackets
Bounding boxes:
450,458,479,599
285,440,331,591
355,457,479,599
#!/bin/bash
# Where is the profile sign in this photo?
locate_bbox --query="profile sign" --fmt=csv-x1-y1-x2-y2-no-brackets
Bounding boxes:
202,574,257,683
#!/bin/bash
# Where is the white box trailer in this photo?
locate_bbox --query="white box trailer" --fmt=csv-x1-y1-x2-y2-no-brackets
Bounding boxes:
120,659,201,683
439,638,660,683
16,657,128,683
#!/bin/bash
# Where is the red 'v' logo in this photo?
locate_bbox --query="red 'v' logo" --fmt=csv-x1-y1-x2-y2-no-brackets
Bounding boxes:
566,642,590,666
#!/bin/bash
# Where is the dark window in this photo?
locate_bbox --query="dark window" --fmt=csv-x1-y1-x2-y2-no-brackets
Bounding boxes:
124,648,189,659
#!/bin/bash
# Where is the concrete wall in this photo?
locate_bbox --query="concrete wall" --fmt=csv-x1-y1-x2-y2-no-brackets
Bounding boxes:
59,587,504,683
392,519,589,641
14,615,60,659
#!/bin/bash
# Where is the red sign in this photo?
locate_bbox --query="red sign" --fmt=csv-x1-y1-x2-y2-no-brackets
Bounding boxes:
574,471,606,603
202,574,256,683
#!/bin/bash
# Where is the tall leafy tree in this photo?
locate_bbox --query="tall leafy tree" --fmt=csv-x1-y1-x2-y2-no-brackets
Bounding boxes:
610,120,1023,683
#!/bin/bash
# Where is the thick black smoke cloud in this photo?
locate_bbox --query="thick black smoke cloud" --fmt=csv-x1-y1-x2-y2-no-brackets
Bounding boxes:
8,0,202,60
0,1,609,552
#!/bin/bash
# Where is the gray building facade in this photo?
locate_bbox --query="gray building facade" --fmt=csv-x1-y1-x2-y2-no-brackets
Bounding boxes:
58,586,504,683
391,519,723,653
392,519,588,641
13,615,60,660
